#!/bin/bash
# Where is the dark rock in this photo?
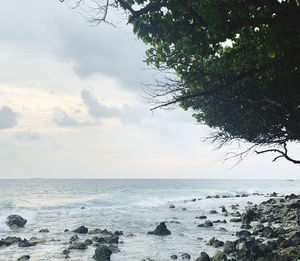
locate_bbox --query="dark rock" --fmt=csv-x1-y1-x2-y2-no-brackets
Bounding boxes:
17,255,30,261
208,237,224,247
240,223,252,229
169,204,175,208
63,249,70,255
221,206,227,213
198,220,213,227
181,253,191,259
3,236,22,245
210,210,218,214
261,226,277,238
241,208,259,224
171,254,178,259
108,245,120,253
73,226,88,234
93,245,112,261
114,230,123,236
6,215,27,228
236,230,251,239
147,222,171,236
69,242,88,250
18,239,36,247
196,215,207,219
105,235,119,244
223,241,235,254
206,195,212,199
39,229,49,233
195,252,211,261
241,194,248,197
69,235,79,243
89,228,102,235
64,229,69,232
213,220,227,224
84,239,93,245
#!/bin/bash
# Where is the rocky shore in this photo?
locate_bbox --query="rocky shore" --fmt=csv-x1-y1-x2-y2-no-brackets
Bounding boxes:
2,193,300,260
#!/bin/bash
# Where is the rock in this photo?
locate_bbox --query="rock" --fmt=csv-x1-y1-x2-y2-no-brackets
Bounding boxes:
89,228,102,234
250,221,262,227
212,251,227,261
17,255,30,261
240,223,252,229
181,253,191,259
147,222,171,236
105,235,119,244
63,249,70,255
195,252,211,261
213,220,226,224
182,208,187,211
108,245,120,253
261,226,277,238
196,215,207,219
198,220,213,227
241,208,259,224
236,230,251,239
169,204,175,209
6,215,27,228
39,229,49,233
18,239,36,247
221,206,227,213
93,245,112,261
171,255,178,259
223,241,235,254
64,229,69,232
2,236,22,245
114,230,123,236
210,210,218,214
69,242,88,250
69,235,79,243
65,255,70,259
28,237,45,244
84,239,93,245
73,225,88,234
208,237,224,247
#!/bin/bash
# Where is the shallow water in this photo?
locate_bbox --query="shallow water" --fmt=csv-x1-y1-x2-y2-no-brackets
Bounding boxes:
0,179,300,261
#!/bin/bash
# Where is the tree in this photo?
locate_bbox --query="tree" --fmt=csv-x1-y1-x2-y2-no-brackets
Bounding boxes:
61,0,300,165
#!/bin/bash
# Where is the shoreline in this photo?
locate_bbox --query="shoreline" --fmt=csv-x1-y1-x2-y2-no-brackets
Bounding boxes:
1,192,300,260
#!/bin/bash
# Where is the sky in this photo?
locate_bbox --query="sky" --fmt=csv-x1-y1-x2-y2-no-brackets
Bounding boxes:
0,0,299,179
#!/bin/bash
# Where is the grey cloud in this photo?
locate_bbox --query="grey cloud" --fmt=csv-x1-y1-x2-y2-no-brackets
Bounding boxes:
0,106,18,129
81,89,121,119
15,130,41,141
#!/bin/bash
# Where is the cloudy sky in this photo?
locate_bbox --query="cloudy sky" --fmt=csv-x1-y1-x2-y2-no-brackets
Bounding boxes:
0,0,298,179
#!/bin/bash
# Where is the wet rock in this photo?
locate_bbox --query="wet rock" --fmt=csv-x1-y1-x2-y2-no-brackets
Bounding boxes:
105,235,119,244
220,206,227,213
181,253,191,259
64,229,69,232
64,255,70,259
236,230,251,239
69,235,79,243
206,195,212,199
84,239,93,245
231,212,241,217
89,228,102,235
62,249,70,255
196,215,207,219
223,241,235,254
240,223,252,229
198,220,213,227
108,245,120,253
210,210,218,214
212,251,227,261
73,225,88,234
195,252,211,261
18,239,36,247
93,245,112,261
148,222,171,236
2,236,22,245
208,237,224,247
241,208,259,224
6,215,27,229
213,220,227,224
28,237,45,244
69,242,88,250
170,255,177,259
250,221,262,228
17,255,30,261
39,229,49,233
261,226,277,238
169,204,175,209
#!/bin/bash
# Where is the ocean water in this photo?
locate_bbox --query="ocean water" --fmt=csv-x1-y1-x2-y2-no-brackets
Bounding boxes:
0,179,300,261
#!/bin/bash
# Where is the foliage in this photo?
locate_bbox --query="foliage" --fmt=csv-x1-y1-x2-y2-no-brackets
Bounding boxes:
61,0,300,164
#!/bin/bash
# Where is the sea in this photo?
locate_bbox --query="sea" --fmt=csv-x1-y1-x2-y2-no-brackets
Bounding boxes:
0,179,300,261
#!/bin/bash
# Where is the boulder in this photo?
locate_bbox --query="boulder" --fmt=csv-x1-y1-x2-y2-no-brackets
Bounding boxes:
181,253,191,259
73,226,88,234
6,215,27,229
17,255,30,261
223,241,235,254
93,245,112,261
148,222,171,236
18,239,36,247
236,230,251,239
212,251,227,261
195,252,211,261
69,242,88,250
171,255,178,259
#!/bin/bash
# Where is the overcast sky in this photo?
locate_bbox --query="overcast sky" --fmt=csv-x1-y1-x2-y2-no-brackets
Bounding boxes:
0,0,298,179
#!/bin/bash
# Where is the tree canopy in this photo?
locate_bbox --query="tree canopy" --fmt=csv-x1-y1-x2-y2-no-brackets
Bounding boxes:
61,0,300,165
